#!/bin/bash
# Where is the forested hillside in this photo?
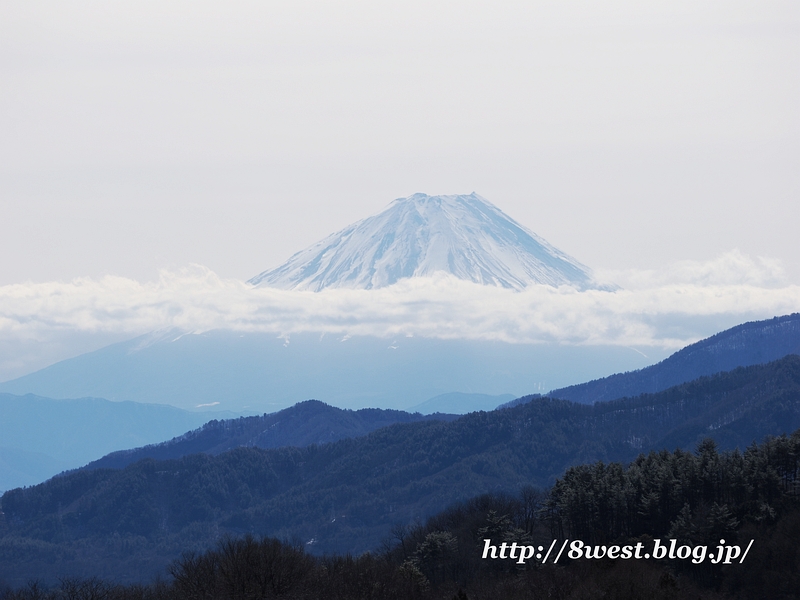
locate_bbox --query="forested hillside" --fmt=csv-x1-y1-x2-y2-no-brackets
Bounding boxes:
2,430,798,598
550,313,800,403
83,400,458,471
1,355,799,584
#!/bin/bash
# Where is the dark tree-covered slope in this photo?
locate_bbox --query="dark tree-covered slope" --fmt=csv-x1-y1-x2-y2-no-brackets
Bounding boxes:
1,355,799,583
3,431,798,597
549,313,800,404
83,400,458,471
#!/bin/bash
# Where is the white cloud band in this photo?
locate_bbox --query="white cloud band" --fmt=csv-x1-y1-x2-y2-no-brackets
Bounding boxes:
1,252,798,352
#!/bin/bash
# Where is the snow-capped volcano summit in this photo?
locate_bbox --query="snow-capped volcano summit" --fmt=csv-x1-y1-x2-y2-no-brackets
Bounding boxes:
250,193,598,291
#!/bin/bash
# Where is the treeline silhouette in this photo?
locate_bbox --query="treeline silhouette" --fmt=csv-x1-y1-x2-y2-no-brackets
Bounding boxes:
2,429,798,599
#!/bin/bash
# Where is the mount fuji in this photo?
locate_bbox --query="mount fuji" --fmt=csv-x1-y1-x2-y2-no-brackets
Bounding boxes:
249,193,600,291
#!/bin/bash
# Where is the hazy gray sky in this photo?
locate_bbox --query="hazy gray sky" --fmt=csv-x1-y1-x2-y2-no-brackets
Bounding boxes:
1,0,798,285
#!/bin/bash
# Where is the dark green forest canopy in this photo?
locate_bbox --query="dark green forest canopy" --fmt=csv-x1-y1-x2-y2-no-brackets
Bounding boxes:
2,429,798,598
546,431,800,542
1,355,799,584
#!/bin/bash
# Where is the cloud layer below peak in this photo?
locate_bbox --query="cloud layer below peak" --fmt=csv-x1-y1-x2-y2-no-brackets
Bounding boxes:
1,252,797,357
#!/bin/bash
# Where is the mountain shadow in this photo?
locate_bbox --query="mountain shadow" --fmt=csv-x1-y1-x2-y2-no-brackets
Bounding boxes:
0,394,219,492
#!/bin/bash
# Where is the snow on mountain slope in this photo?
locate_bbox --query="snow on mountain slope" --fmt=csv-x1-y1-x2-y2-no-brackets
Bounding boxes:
249,193,598,291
